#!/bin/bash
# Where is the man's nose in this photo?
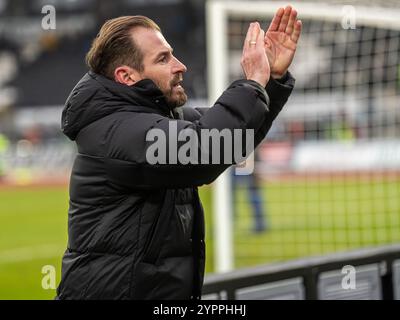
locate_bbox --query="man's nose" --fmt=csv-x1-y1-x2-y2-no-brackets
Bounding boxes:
172,57,187,74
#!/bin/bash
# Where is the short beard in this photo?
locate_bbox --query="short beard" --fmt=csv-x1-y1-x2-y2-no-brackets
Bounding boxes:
154,77,187,109
164,89,187,109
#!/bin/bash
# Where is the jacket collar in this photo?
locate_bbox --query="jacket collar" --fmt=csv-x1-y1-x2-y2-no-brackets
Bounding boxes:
88,70,172,117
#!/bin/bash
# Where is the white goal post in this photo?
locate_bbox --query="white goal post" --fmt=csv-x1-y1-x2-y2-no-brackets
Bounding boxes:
206,0,400,273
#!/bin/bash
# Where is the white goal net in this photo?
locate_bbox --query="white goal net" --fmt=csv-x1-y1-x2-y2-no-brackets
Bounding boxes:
207,0,400,272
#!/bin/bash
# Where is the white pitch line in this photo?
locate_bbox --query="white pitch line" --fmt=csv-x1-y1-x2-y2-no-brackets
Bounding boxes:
0,245,64,264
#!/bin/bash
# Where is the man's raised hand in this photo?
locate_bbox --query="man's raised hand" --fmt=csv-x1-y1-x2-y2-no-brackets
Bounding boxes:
264,5,302,79
241,22,270,87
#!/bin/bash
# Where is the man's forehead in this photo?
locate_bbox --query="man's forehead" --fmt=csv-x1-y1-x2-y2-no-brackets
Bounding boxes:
131,27,172,55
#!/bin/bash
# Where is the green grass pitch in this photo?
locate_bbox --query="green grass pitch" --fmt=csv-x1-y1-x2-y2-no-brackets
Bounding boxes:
0,177,399,299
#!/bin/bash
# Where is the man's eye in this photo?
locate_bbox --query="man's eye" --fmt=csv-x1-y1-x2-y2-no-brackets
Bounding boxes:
159,56,167,63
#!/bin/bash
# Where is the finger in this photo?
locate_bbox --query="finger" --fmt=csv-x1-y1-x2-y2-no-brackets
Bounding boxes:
267,7,284,32
278,6,292,32
244,22,254,45
256,27,265,49
291,20,302,43
251,22,261,48
243,22,254,53
285,9,297,35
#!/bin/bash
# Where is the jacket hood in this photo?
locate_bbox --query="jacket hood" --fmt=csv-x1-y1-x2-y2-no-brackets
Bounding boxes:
61,71,171,141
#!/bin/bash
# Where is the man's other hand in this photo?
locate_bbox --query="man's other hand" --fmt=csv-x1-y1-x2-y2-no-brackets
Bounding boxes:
264,5,302,79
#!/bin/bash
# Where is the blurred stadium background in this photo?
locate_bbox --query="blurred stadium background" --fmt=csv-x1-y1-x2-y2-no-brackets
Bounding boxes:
0,0,399,299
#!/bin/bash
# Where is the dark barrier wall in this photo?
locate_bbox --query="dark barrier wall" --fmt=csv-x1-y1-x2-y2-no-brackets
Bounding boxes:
202,244,400,300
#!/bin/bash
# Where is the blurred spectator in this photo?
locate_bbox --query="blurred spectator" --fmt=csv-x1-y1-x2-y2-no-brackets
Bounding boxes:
232,149,268,233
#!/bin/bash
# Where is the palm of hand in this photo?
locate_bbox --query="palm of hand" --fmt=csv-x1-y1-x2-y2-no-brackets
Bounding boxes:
265,31,296,76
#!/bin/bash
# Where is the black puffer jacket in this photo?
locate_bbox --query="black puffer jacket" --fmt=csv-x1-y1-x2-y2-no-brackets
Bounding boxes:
56,71,294,300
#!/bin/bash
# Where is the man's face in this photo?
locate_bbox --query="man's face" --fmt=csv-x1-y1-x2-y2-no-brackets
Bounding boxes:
132,27,187,108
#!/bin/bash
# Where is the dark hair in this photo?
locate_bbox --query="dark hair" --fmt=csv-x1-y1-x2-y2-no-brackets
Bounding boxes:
86,15,160,79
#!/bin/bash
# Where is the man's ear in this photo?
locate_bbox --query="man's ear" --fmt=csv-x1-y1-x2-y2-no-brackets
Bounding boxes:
114,66,141,86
